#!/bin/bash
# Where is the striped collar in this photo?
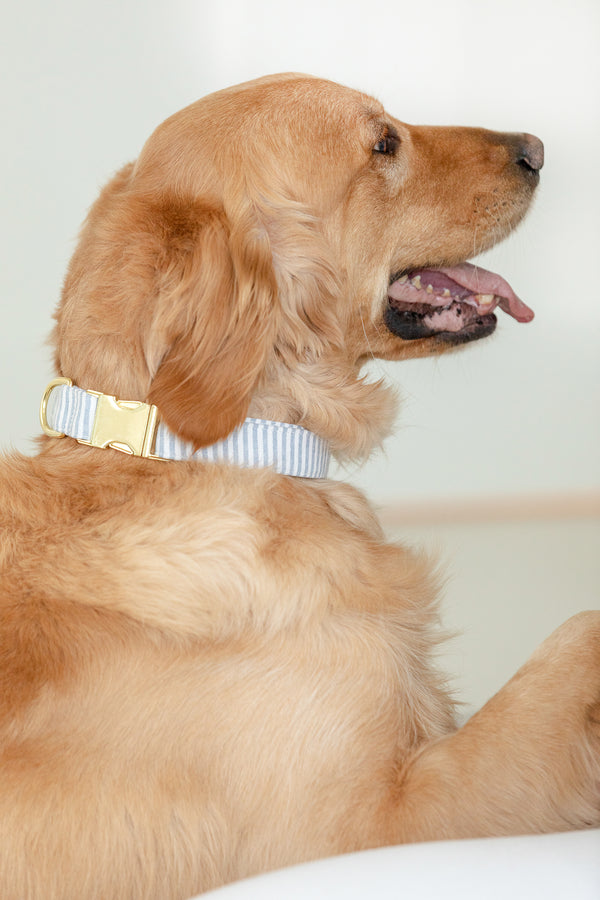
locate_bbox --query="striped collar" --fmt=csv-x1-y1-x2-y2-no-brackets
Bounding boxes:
40,378,331,479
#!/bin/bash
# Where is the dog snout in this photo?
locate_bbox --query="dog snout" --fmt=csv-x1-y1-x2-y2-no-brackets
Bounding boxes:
513,133,544,175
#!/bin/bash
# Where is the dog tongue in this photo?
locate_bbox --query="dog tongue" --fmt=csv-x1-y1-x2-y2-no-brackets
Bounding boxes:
439,262,534,322
391,262,534,322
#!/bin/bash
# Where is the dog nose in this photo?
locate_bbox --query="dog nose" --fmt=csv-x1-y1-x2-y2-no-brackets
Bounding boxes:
515,134,544,174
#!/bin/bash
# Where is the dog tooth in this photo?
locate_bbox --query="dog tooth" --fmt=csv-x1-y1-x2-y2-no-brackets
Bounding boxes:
411,275,422,289
397,274,408,284
442,289,451,298
426,284,434,294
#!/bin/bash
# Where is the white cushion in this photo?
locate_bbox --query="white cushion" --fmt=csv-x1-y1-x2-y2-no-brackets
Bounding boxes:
196,829,600,899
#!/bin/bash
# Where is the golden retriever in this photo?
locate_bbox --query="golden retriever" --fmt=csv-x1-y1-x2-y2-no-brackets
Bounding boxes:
1,73,598,900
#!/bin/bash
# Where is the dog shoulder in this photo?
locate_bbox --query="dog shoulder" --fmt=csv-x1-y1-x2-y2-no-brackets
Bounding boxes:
2,453,435,645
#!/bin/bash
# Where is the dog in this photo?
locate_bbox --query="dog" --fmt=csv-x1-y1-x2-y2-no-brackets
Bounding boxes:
1,73,598,899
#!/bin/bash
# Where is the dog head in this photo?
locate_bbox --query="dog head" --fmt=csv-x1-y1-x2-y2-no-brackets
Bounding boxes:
54,74,542,458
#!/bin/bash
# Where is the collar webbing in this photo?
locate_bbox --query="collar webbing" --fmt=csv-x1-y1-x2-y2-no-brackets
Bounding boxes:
40,378,330,479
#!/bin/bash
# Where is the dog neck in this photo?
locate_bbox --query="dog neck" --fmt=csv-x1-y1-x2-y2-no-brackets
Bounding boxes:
40,378,331,479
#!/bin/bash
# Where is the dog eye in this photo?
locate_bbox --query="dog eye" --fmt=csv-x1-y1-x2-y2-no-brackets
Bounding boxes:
373,130,400,156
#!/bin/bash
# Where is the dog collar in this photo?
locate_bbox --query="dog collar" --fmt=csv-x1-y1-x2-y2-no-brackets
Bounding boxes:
40,377,330,479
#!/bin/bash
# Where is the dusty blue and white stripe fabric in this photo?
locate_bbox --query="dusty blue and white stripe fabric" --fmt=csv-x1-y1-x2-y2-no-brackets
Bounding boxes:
44,381,330,479
154,418,330,477
45,382,99,441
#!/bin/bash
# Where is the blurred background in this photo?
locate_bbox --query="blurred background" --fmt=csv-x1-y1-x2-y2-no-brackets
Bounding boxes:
1,0,598,714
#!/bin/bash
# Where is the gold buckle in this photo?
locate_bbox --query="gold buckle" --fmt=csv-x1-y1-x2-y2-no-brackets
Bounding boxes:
81,390,159,458
40,378,160,458
40,376,73,437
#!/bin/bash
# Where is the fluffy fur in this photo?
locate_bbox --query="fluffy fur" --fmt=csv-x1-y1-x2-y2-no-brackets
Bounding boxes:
1,74,598,899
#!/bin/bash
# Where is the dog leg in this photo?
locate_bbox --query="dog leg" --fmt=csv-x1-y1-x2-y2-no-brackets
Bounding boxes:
391,612,600,840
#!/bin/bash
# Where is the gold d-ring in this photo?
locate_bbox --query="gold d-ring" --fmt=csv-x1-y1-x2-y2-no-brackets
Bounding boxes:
39,376,73,437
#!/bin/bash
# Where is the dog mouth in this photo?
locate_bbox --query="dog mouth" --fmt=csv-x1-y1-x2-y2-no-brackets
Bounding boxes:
384,262,534,344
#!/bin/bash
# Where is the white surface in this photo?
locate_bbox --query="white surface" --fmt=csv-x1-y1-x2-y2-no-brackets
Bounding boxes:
197,830,600,900
1,0,599,505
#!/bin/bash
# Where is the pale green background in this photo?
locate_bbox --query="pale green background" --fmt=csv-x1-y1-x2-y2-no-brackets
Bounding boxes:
1,0,598,711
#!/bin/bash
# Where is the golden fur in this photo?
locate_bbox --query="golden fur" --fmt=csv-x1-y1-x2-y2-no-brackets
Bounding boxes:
1,74,598,899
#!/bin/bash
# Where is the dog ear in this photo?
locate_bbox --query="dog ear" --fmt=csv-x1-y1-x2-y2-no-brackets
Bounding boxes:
147,201,279,448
